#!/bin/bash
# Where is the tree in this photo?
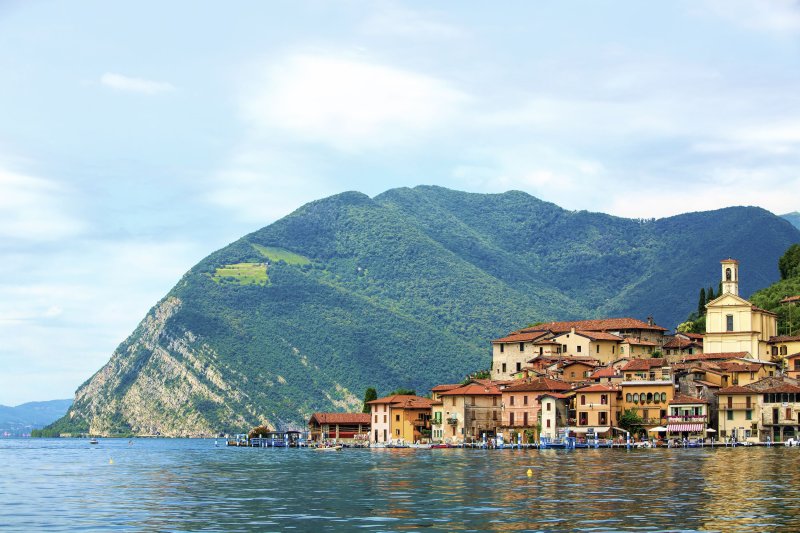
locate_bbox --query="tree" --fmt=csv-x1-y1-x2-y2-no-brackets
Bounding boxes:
362,387,378,413
676,320,695,333
388,388,416,396
618,408,644,437
779,244,800,280
697,288,706,316
707,286,715,303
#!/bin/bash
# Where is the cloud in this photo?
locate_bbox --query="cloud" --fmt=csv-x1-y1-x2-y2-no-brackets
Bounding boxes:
0,168,85,241
240,53,469,152
360,4,463,38
699,0,800,33
100,72,175,94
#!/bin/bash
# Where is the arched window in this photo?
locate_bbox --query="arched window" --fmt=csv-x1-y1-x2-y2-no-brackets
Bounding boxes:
654,394,660,404
661,393,667,402
633,393,639,404
626,393,632,402
726,268,732,281
647,392,653,404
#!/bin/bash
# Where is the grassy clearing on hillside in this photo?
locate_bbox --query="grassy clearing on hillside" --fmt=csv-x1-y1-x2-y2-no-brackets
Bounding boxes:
212,263,268,285
252,244,311,265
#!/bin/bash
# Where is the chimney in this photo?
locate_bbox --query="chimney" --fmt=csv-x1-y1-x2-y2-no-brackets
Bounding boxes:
647,316,654,326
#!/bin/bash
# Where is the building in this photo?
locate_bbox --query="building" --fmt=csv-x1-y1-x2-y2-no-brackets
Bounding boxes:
704,259,778,361
768,335,800,366
548,328,622,364
666,394,708,440
367,394,433,444
559,360,599,383
519,317,667,345
435,381,502,443
589,365,623,384
620,359,674,430
786,353,800,380
620,338,659,358
491,331,554,379
717,376,800,443
500,377,571,440
572,383,621,438
308,413,371,443
716,385,758,443
539,393,570,440
663,333,703,361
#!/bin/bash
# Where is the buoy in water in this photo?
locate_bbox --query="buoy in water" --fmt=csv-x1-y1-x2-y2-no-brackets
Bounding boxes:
109,458,114,465
527,468,533,477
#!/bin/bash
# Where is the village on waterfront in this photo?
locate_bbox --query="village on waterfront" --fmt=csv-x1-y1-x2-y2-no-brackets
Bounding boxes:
248,258,800,451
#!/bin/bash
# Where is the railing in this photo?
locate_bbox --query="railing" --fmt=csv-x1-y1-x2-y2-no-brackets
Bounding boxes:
641,418,666,425
719,403,754,410
431,417,442,426
667,415,707,422
446,417,458,426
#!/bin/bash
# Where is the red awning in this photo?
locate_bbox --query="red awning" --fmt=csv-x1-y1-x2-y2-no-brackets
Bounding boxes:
667,423,704,432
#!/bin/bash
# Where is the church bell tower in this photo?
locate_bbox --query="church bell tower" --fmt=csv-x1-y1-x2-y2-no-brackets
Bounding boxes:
721,258,739,296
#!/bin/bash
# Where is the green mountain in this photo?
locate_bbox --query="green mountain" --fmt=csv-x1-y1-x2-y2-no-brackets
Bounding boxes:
783,212,800,230
750,244,800,335
0,399,72,436
48,186,800,436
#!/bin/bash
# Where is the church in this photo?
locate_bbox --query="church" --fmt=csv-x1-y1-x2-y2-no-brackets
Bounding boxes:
703,259,778,361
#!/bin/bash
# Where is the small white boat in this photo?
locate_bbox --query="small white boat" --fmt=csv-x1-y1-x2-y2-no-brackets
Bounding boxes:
89,438,99,445
314,445,343,451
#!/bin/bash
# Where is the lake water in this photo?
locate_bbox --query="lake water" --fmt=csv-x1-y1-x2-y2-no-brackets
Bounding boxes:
2,439,800,532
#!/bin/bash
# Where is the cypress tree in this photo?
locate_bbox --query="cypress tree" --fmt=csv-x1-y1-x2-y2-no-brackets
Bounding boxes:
362,387,378,413
698,288,706,316
707,286,715,302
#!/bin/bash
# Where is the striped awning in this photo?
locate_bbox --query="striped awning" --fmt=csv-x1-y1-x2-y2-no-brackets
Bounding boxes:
668,423,704,432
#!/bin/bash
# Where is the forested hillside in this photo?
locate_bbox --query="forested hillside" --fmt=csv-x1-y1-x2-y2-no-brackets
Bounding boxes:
47,186,800,436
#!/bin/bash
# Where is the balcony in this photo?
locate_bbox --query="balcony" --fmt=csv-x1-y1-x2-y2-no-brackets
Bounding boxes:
641,418,666,425
431,417,442,427
719,403,754,411
667,415,707,423
446,417,458,426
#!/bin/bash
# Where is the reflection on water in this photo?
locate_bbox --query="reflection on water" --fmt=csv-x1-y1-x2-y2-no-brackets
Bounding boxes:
2,439,800,531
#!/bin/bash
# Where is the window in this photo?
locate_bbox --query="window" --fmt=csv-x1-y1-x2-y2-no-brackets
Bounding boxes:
726,267,732,281
772,346,779,356
509,412,515,425
621,346,625,354
746,410,752,420
500,344,504,353
728,396,733,408
727,411,734,421
688,348,693,355
383,415,387,423
492,410,497,421
546,402,551,411
599,412,607,425
516,362,521,372
633,394,639,404
546,419,551,428
579,413,588,425
520,342,525,351
523,412,529,426
581,395,586,405
596,345,600,353
626,393,632,402
492,396,497,406
661,393,667,402
395,414,400,422
502,363,507,373
510,396,515,406
384,429,387,441
612,345,616,354
781,346,788,356
570,372,576,378
653,394,660,404
374,415,378,423
647,393,653,404
745,396,751,408
601,394,607,405
523,395,528,406
577,346,582,353
726,315,734,332
539,347,543,355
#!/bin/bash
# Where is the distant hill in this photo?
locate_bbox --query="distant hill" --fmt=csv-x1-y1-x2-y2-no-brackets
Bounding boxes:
783,212,800,230
0,399,72,436
46,186,800,436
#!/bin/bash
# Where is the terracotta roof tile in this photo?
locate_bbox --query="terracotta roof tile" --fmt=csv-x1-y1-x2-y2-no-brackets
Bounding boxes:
520,317,667,333
751,305,778,316
694,380,721,388
683,352,750,362
780,295,800,304
716,361,764,372
504,377,572,393
590,366,621,378
574,383,619,393
768,335,800,343
622,337,658,346
367,394,424,405
716,385,754,394
621,358,666,371
431,384,462,392
438,383,501,396
492,331,551,344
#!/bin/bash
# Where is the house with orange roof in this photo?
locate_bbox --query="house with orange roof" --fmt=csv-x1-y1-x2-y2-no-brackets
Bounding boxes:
786,353,800,380
717,385,759,443
704,259,778,361
663,333,703,362
539,392,571,440
519,317,668,345
572,383,622,438
500,377,571,441
589,365,623,384
666,394,709,440
768,335,800,366
435,381,502,443
548,328,622,364
491,330,555,379
558,359,599,383
715,360,774,387
308,412,371,443
620,337,659,358
367,394,437,444
716,376,800,443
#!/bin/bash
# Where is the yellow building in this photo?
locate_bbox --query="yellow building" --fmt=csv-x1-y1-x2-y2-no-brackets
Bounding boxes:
491,331,554,379
768,335,800,366
620,359,674,429
436,381,502,443
717,386,760,443
573,383,621,437
704,259,778,361
367,394,434,444
549,329,622,364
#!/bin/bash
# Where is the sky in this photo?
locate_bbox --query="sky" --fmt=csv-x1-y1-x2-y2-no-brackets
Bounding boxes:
1,0,799,406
